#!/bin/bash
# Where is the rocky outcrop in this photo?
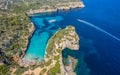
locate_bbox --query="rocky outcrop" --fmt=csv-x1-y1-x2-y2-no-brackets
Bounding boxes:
18,22,35,67
45,25,79,75
56,26,79,50
63,56,78,75
26,2,84,16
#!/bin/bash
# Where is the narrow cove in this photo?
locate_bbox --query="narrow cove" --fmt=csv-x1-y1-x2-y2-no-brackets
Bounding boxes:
23,15,64,62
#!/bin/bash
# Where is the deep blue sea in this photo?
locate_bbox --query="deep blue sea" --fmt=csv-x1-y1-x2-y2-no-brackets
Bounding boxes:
24,0,120,75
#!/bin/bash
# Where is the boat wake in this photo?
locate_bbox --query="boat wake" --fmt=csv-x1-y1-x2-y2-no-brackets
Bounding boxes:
77,19,120,42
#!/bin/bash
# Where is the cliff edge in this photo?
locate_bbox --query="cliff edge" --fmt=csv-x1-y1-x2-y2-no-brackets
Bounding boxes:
44,25,79,75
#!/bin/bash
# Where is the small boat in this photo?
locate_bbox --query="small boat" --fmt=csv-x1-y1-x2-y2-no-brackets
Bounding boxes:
49,19,56,23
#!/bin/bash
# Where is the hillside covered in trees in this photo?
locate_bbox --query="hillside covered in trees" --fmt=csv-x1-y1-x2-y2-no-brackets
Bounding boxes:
0,0,82,75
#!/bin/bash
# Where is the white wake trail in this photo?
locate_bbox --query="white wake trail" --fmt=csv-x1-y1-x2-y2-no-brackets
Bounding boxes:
77,19,120,42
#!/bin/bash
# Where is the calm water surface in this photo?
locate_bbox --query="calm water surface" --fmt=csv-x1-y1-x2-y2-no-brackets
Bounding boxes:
25,0,120,75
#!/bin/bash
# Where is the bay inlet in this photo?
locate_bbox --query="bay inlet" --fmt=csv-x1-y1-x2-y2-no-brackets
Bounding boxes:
23,16,64,63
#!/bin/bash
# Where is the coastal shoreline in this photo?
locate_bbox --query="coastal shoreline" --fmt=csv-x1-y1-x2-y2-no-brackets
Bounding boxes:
26,1,84,16
18,25,80,75
44,25,79,75
18,22,35,67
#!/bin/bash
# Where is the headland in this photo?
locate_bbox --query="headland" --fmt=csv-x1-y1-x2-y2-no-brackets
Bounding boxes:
26,1,84,16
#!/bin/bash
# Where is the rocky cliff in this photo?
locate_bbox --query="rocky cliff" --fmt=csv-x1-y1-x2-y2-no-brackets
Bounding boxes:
44,25,79,75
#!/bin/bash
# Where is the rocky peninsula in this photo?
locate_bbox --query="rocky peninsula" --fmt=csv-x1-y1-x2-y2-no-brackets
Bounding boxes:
21,26,79,75
45,25,79,75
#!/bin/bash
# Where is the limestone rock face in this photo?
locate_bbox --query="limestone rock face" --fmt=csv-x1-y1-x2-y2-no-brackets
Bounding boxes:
57,26,79,50
45,25,79,75
63,56,78,75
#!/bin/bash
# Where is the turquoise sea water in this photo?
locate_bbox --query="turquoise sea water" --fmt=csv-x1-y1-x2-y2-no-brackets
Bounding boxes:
24,0,120,75
23,16,63,61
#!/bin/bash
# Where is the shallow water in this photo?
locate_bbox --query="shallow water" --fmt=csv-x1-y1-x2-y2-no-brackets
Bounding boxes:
24,16,63,61
24,0,120,75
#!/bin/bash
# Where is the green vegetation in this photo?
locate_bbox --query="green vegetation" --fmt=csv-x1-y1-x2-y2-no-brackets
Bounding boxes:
0,15,31,70
46,25,75,54
0,0,80,74
39,62,45,68
0,0,81,15
30,65,40,70
0,65,10,75
47,61,61,75
14,67,29,75
45,59,52,66
41,68,47,74
54,55,60,60
0,5,31,74
0,52,18,75
0,14,30,55
46,28,66,54
39,73,42,75
45,25,77,75
56,49,61,53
